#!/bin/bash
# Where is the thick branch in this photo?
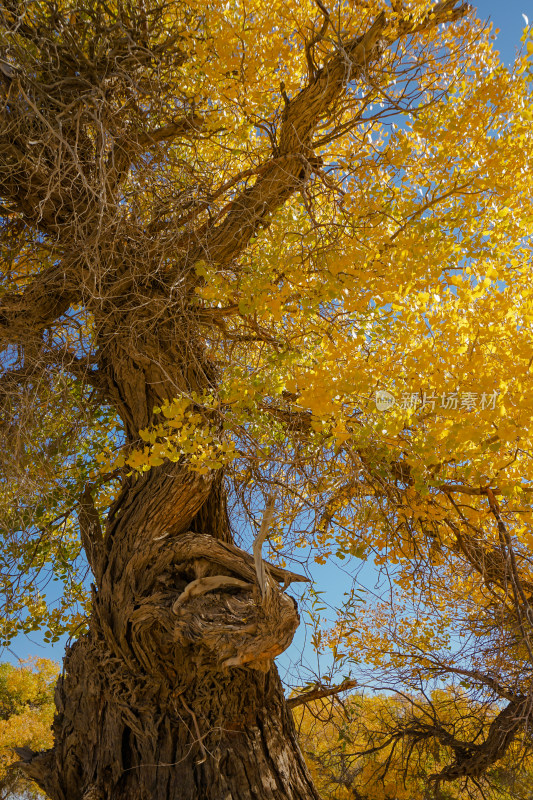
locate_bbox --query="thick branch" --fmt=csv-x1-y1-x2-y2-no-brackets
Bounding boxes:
78,484,105,582
175,2,469,274
0,263,76,347
432,697,531,785
287,678,358,709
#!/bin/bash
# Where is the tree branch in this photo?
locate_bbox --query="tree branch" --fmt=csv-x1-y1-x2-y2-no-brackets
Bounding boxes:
78,483,105,581
173,2,470,276
287,678,358,709
0,263,76,348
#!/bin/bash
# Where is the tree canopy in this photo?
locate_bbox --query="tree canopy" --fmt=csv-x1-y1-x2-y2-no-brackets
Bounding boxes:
1,0,533,797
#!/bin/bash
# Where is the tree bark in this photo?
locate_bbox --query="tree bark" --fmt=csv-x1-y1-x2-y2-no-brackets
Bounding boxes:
10,228,321,796
23,638,318,800
18,467,320,800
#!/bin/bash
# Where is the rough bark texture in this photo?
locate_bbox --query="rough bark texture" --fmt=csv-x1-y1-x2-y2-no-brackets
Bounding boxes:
27,642,317,800
13,249,321,799
18,465,319,800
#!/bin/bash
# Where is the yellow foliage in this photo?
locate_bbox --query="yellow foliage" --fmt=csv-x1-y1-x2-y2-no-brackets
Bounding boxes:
0,659,58,799
295,691,533,800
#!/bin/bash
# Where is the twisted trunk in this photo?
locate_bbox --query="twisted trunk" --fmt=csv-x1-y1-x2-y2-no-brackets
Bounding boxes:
17,333,319,798
18,469,319,799
27,639,316,800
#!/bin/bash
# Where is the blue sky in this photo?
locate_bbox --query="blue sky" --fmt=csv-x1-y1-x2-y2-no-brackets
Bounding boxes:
3,0,531,681
482,0,530,63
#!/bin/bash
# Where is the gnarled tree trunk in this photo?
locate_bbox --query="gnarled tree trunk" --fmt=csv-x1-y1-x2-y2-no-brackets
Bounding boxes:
13,213,321,797
19,468,320,800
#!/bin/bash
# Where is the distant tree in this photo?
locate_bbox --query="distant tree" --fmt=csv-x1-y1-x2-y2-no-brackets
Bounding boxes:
294,690,533,800
0,659,57,800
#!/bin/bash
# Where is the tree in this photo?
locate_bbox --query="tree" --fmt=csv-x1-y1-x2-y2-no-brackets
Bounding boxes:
294,690,533,800
1,0,533,798
0,659,57,800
